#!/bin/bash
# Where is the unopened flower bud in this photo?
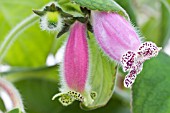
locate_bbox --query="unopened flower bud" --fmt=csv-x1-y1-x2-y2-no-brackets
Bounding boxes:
52,21,95,106
33,3,63,31
40,11,63,31
91,11,141,62
91,11,161,88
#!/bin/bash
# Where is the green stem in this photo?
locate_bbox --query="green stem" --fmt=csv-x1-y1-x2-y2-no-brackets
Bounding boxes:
0,14,38,62
114,87,130,103
0,65,59,82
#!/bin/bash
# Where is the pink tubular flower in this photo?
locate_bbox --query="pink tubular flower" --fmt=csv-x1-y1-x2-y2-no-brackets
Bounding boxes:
91,11,161,88
91,11,141,62
52,21,95,106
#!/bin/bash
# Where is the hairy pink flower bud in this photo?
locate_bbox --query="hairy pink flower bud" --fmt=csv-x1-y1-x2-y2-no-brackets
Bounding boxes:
91,11,141,62
52,21,95,106
91,11,161,88
64,21,88,93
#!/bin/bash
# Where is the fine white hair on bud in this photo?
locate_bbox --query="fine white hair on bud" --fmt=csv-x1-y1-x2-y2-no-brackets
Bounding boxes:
40,11,63,31
33,2,64,32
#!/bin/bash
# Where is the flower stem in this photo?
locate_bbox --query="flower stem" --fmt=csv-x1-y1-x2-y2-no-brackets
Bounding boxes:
0,14,38,63
114,87,130,103
0,78,25,112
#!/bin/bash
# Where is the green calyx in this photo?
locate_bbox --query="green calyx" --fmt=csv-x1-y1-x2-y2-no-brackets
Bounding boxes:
33,3,60,16
52,90,97,106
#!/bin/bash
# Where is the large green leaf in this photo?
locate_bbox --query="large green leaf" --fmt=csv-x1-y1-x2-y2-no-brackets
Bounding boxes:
0,0,53,66
72,0,129,20
0,0,53,44
14,78,130,113
2,23,56,67
132,52,170,113
57,0,83,17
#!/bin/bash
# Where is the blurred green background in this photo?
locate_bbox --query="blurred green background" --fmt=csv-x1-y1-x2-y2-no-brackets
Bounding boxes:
0,0,170,113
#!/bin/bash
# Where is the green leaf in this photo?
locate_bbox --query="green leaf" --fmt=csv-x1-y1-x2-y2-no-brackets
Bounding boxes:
80,35,117,110
7,108,22,113
0,0,53,44
132,52,170,113
57,0,83,17
72,0,130,20
14,78,130,113
2,23,56,67
0,0,56,66
161,0,170,47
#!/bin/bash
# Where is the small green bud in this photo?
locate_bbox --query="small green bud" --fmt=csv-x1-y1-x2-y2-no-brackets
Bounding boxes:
33,3,63,31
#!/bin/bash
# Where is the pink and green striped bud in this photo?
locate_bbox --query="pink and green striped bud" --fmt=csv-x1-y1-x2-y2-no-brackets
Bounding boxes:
52,21,96,106
91,11,161,88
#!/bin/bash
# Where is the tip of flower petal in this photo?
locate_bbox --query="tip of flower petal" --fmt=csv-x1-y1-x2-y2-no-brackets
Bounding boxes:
158,47,162,51
122,41,161,88
52,93,63,100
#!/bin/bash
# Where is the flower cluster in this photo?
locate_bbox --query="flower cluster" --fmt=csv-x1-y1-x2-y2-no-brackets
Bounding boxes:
34,3,161,106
